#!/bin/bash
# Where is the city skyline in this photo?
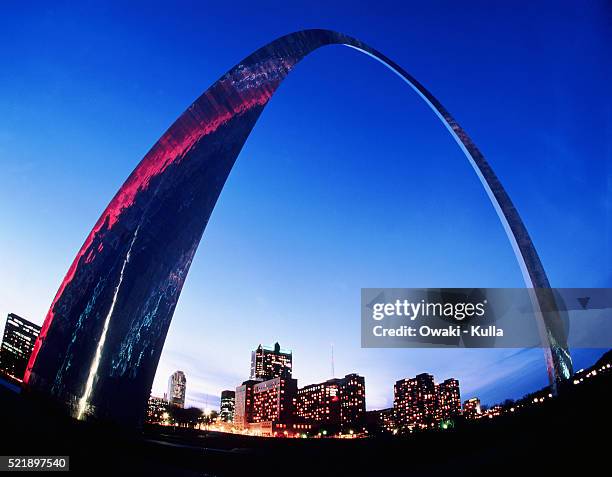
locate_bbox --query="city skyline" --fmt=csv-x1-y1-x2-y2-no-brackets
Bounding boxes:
145,338,593,417
0,302,605,413
145,345,612,438
2,315,608,436
0,309,606,413
1,2,610,414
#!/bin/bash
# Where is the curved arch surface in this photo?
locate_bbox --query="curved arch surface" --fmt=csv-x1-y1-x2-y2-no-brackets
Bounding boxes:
24,29,572,425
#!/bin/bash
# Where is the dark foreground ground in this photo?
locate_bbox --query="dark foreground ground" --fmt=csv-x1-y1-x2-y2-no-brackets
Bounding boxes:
1,368,608,476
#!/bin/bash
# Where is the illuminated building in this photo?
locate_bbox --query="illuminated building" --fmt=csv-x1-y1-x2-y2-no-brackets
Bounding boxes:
338,373,366,431
394,373,437,431
378,408,395,434
250,342,292,380
296,380,341,427
235,376,299,436
296,374,365,432
24,29,571,426
395,374,462,430
484,405,503,419
248,421,313,438
234,380,258,429
365,408,395,435
435,378,461,420
0,314,40,381
167,371,186,408
219,390,235,422
251,376,298,424
146,395,169,424
463,397,482,419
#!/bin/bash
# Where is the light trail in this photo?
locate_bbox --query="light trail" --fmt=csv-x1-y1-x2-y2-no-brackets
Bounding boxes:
76,225,140,420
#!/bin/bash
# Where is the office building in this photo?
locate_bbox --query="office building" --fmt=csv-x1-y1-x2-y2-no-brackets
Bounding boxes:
251,376,298,424
296,380,341,426
234,380,258,429
295,373,365,432
220,390,235,422
167,371,186,408
250,342,292,380
0,314,41,381
146,395,169,424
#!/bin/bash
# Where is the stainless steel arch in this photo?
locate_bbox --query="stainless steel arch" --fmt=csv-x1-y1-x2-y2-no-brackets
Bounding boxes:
26,29,571,426
340,37,574,386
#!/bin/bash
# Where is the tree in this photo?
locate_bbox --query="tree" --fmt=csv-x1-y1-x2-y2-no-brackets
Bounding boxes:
168,405,202,427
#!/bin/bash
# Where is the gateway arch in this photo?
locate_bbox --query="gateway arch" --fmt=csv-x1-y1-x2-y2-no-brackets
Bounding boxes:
24,29,572,425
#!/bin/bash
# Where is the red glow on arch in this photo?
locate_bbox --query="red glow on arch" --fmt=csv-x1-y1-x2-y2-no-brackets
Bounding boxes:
24,57,295,383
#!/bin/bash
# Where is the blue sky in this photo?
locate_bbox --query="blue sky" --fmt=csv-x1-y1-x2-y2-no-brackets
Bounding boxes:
0,1,610,410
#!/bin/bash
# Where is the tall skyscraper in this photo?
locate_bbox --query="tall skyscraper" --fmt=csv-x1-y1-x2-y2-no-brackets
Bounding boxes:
167,371,186,408
219,390,236,423
0,314,41,381
295,373,366,432
436,378,461,420
250,342,292,380
394,373,437,432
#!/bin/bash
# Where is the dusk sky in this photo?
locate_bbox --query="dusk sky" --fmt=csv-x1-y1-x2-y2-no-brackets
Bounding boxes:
1,1,610,411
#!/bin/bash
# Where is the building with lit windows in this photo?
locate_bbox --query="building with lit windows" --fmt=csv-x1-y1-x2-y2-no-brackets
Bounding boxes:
337,373,366,431
250,342,292,380
295,373,365,433
146,395,169,424
394,373,437,432
219,390,235,423
463,397,482,419
296,380,342,428
167,371,186,408
436,378,461,420
247,421,313,438
251,376,298,424
235,376,299,435
234,380,258,429
0,313,41,381
365,407,395,435
484,404,503,419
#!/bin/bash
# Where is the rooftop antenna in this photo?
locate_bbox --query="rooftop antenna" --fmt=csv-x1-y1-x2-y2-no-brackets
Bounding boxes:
331,343,335,378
